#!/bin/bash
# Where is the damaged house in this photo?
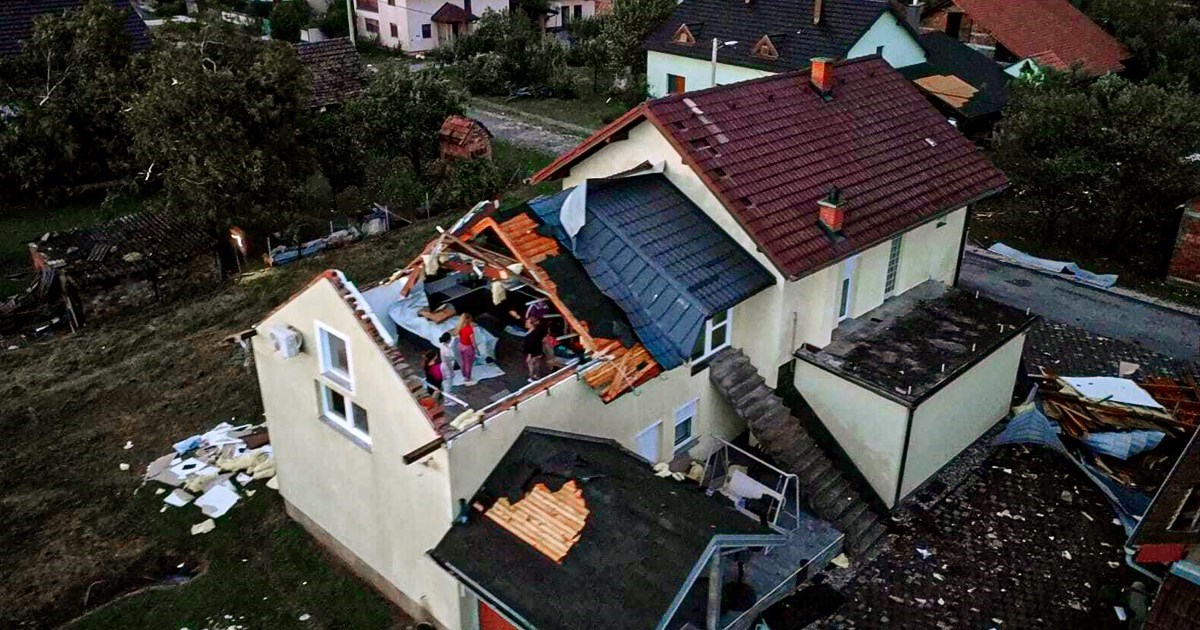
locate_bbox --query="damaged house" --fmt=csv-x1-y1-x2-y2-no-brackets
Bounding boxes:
251,56,1028,629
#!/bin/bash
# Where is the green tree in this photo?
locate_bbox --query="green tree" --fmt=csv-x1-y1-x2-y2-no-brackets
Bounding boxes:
0,0,141,196
345,65,464,177
270,0,312,42
127,20,315,231
600,0,676,72
318,0,350,38
992,70,1200,271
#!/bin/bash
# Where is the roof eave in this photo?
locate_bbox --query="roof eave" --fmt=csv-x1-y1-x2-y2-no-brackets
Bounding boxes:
531,104,649,183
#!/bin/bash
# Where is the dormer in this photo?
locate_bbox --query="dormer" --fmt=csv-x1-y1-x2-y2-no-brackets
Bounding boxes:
751,35,779,61
672,24,697,46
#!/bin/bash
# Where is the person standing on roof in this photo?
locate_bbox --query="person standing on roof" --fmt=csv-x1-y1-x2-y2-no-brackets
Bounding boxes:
457,313,477,386
437,333,456,395
523,316,548,383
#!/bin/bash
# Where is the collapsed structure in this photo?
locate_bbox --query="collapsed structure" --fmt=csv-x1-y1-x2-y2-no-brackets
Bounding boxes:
251,57,1029,629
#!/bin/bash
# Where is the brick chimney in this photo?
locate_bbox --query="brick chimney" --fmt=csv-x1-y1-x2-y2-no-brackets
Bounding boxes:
818,187,844,233
813,0,824,24
811,57,834,96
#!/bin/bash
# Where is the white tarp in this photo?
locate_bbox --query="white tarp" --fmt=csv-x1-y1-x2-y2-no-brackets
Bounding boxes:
987,243,1118,288
561,181,588,239
1062,376,1164,409
386,279,498,361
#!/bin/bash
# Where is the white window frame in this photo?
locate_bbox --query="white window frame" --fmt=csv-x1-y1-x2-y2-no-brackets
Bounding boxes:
315,321,354,392
317,381,371,444
884,236,903,297
673,399,698,451
837,256,859,321
696,309,733,362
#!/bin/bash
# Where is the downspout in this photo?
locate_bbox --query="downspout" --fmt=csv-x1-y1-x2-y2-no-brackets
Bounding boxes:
346,0,356,44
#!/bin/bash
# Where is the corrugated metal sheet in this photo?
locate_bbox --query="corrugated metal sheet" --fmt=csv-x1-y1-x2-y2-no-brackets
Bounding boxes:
529,175,773,369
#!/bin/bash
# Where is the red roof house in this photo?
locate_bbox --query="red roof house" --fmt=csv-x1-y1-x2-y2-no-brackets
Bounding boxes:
535,56,1007,279
921,0,1129,76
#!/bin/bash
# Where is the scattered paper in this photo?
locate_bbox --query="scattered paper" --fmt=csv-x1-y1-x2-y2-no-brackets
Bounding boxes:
195,482,240,518
917,547,933,559
299,613,311,622
236,473,253,486
1114,606,1127,621
830,553,850,569
155,487,165,495
191,519,216,535
1062,550,1072,560
123,440,134,450
118,463,130,471
165,488,195,507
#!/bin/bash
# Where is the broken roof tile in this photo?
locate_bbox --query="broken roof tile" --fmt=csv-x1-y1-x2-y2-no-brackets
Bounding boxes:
483,479,589,563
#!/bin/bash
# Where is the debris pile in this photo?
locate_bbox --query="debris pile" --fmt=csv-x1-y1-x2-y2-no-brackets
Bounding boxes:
143,421,274,534
997,371,1199,530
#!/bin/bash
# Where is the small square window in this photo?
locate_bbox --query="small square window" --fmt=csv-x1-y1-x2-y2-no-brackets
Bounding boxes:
352,402,369,434
421,23,432,38
693,309,732,361
667,73,686,94
674,399,697,449
317,381,371,443
364,18,380,33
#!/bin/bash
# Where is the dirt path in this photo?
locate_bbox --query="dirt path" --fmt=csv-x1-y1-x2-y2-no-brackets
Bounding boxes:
467,105,584,157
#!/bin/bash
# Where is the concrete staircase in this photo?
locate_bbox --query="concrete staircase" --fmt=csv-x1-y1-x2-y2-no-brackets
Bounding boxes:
709,348,887,555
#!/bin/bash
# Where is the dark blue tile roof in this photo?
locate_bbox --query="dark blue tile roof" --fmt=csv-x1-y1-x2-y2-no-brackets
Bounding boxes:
529,174,773,369
0,0,150,56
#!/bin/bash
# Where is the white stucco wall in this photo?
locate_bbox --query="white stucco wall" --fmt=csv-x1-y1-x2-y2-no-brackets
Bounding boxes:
646,50,775,97
900,333,1026,498
793,360,910,507
845,12,927,69
253,278,463,627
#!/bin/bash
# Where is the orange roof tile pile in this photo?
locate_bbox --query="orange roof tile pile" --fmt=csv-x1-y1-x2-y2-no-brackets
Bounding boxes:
482,480,590,562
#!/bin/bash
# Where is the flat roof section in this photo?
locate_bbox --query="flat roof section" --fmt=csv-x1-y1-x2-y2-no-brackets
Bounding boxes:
795,281,1036,406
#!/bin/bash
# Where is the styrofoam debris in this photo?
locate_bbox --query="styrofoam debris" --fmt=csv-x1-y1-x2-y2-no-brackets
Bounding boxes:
191,519,216,535
165,489,195,507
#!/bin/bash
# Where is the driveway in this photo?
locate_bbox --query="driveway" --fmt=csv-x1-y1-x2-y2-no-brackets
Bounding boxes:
467,106,582,156
958,250,1200,361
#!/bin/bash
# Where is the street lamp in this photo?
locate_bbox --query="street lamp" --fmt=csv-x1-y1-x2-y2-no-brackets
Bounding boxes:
710,39,738,88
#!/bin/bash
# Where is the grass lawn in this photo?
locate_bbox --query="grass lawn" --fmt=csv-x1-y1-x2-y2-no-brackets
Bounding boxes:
0,218,447,629
493,139,561,204
477,87,626,134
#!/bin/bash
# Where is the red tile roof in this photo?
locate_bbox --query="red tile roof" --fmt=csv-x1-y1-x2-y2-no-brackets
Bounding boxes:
534,56,1007,279
950,0,1128,76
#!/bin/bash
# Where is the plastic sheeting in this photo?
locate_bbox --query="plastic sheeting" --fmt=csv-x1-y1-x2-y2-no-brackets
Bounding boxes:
987,242,1118,288
994,402,1150,534
386,279,498,362
1082,430,1165,460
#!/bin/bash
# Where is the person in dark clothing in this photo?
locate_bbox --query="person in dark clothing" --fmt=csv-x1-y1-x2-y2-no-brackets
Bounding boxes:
523,316,548,382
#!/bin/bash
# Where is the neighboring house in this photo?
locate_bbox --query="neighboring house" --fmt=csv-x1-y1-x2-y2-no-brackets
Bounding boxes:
642,0,927,97
27,213,225,326
0,0,150,56
544,0,595,30
252,57,1027,630
1128,427,1200,629
353,0,506,52
294,37,367,110
899,30,1008,133
919,0,1129,76
430,428,842,630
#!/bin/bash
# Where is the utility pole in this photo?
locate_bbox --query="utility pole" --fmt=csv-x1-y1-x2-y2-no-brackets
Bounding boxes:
710,39,737,89
346,0,355,44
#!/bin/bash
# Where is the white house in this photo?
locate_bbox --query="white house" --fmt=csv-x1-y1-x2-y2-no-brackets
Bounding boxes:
642,0,927,97
349,0,506,52
251,57,1029,629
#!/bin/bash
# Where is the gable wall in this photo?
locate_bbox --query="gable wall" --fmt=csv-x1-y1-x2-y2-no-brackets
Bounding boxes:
846,11,928,68
646,50,775,98
253,278,462,627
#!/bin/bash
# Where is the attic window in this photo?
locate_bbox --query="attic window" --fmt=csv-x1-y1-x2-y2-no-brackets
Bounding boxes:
751,35,779,61
673,24,696,45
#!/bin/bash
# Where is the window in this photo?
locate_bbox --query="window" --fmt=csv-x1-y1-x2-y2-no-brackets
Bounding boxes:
838,256,858,321
387,0,395,4
364,18,380,33
694,309,732,361
667,74,686,94
421,23,432,38
751,35,778,60
672,24,695,45
316,323,353,390
884,236,903,297
674,399,697,450
357,0,379,12
317,381,371,442
572,4,582,19
945,12,963,39
1168,486,1200,533
561,4,572,23
390,22,398,37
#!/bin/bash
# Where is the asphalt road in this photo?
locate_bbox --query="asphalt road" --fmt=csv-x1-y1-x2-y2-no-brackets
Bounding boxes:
958,252,1200,361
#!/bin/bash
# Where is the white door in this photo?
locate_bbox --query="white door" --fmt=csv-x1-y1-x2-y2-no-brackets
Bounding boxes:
837,256,859,321
636,421,662,462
